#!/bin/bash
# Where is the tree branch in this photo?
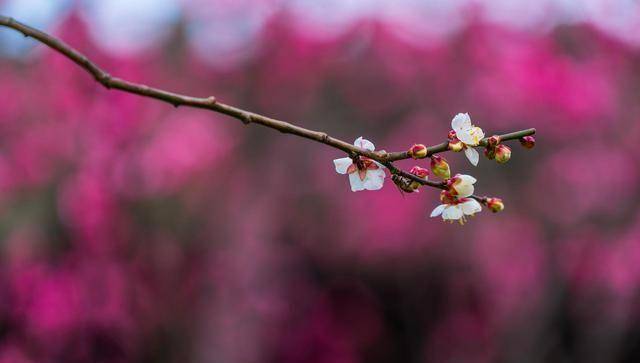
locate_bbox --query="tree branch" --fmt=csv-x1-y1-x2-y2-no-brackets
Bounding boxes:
0,15,535,200
0,15,370,157
384,128,536,162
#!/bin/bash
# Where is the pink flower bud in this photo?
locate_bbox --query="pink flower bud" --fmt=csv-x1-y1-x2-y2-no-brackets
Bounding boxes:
520,136,535,149
486,197,504,213
409,166,429,178
430,155,451,179
408,144,428,159
487,135,501,147
494,144,512,164
448,139,464,152
447,130,457,140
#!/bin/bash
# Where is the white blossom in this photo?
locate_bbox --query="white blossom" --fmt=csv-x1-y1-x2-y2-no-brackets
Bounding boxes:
430,198,482,224
448,174,477,197
333,137,386,192
451,113,484,166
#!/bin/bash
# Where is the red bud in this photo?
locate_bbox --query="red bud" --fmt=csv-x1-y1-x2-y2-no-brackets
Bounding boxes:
520,136,535,149
408,144,428,159
409,166,429,178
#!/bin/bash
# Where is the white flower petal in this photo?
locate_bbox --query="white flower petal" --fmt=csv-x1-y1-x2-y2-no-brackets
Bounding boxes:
451,113,471,132
363,169,386,190
457,127,484,146
471,127,485,143
464,147,479,166
454,185,474,198
430,204,447,217
452,175,475,198
333,157,353,174
442,205,463,220
354,137,375,151
348,172,365,192
456,130,475,145
460,199,482,215
458,174,477,184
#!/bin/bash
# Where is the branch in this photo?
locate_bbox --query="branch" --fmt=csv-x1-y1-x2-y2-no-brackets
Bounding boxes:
383,162,446,189
0,15,535,203
0,15,371,157
384,128,536,162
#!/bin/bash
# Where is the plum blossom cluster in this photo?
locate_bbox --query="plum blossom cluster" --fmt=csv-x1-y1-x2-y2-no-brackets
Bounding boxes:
333,113,536,224
430,177,482,225
0,18,536,225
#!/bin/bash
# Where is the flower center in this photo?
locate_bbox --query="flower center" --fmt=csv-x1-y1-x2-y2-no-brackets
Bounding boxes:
347,157,379,181
469,127,482,144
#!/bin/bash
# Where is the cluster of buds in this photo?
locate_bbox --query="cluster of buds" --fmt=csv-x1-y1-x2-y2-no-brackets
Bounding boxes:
333,113,535,224
431,175,482,225
483,135,512,164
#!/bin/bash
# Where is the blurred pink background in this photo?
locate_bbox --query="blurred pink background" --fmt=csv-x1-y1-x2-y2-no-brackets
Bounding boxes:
1,0,640,362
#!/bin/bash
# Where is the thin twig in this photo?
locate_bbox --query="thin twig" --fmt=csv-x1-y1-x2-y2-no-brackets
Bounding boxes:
0,15,370,157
